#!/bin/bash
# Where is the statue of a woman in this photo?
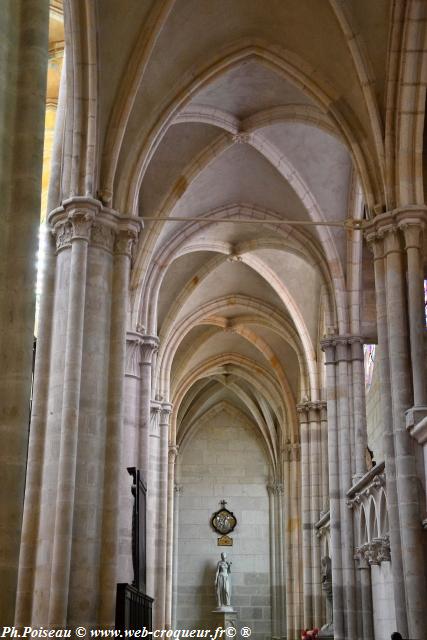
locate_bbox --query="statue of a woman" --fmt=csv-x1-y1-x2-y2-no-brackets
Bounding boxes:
215,552,232,609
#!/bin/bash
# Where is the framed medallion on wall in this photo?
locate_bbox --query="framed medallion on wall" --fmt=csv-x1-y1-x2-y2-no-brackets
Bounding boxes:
211,499,237,535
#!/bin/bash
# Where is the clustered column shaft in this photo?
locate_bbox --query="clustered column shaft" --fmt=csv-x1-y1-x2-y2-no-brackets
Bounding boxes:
365,208,427,639
320,334,369,640
16,198,140,629
297,401,326,631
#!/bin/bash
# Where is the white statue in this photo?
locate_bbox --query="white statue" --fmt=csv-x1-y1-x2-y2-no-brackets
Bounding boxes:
215,551,232,610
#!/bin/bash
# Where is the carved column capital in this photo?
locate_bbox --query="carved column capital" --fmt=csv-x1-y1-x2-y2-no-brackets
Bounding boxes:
355,536,391,566
160,402,173,427
320,337,336,363
140,335,159,365
115,226,139,257
52,220,72,252
90,219,116,252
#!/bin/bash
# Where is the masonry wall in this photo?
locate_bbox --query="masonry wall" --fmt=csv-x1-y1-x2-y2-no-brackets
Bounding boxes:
175,412,272,640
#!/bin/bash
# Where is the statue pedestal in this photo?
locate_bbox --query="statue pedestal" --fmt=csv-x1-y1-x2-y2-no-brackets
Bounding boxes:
212,607,238,631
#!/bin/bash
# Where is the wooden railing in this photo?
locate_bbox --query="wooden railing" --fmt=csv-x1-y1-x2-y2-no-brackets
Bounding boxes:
115,583,153,631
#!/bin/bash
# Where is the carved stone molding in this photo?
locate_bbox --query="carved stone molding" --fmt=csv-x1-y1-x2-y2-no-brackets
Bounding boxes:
140,335,159,365
231,132,250,144
48,197,142,256
160,402,173,427
91,221,116,252
115,227,138,257
125,332,144,378
346,462,386,509
168,444,179,463
54,221,72,252
355,536,391,566
364,206,427,251
69,210,94,241
267,482,284,496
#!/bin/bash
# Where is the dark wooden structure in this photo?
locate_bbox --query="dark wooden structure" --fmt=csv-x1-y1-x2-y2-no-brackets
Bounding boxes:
115,468,153,630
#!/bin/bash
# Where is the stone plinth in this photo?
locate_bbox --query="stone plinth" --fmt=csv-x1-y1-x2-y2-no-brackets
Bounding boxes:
212,608,237,631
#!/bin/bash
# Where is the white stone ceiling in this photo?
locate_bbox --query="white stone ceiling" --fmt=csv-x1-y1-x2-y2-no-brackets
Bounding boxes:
90,0,393,457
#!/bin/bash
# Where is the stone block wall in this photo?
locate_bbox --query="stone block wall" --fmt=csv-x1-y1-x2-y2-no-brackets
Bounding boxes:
175,412,272,640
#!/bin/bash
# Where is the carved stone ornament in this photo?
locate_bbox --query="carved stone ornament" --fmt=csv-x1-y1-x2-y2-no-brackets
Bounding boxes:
211,500,237,535
91,221,116,252
355,536,391,566
54,221,72,251
69,210,93,240
115,228,138,257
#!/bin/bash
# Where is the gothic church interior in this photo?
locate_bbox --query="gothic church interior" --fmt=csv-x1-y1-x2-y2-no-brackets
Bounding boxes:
1,1,427,639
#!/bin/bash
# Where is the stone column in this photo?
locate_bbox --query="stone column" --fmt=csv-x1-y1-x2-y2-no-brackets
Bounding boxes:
48,207,94,626
365,227,407,636
366,212,427,638
139,336,159,484
320,404,329,514
267,483,278,638
383,223,427,638
398,214,427,408
267,482,284,638
0,0,48,625
284,442,302,639
320,339,344,640
349,338,368,482
354,554,374,640
16,198,141,628
308,402,323,624
147,401,161,602
165,445,179,628
172,483,182,627
98,228,136,626
118,333,144,585
335,337,357,639
156,403,172,628
297,404,313,628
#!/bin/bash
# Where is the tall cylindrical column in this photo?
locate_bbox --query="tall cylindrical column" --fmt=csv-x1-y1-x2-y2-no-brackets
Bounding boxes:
355,555,374,640
297,404,312,628
118,333,143,586
366,228,407,636
335,338,357,640
383,225,427,638
320,339,344,640
48,210,93,626
98,228,135,627
308,403,322,624
139,336,159,483
0,0,48,624
320,404,329,514
165,445,178,628
156,403,172,628
17,198,141,628
267,483,278,638
350,338,368,481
